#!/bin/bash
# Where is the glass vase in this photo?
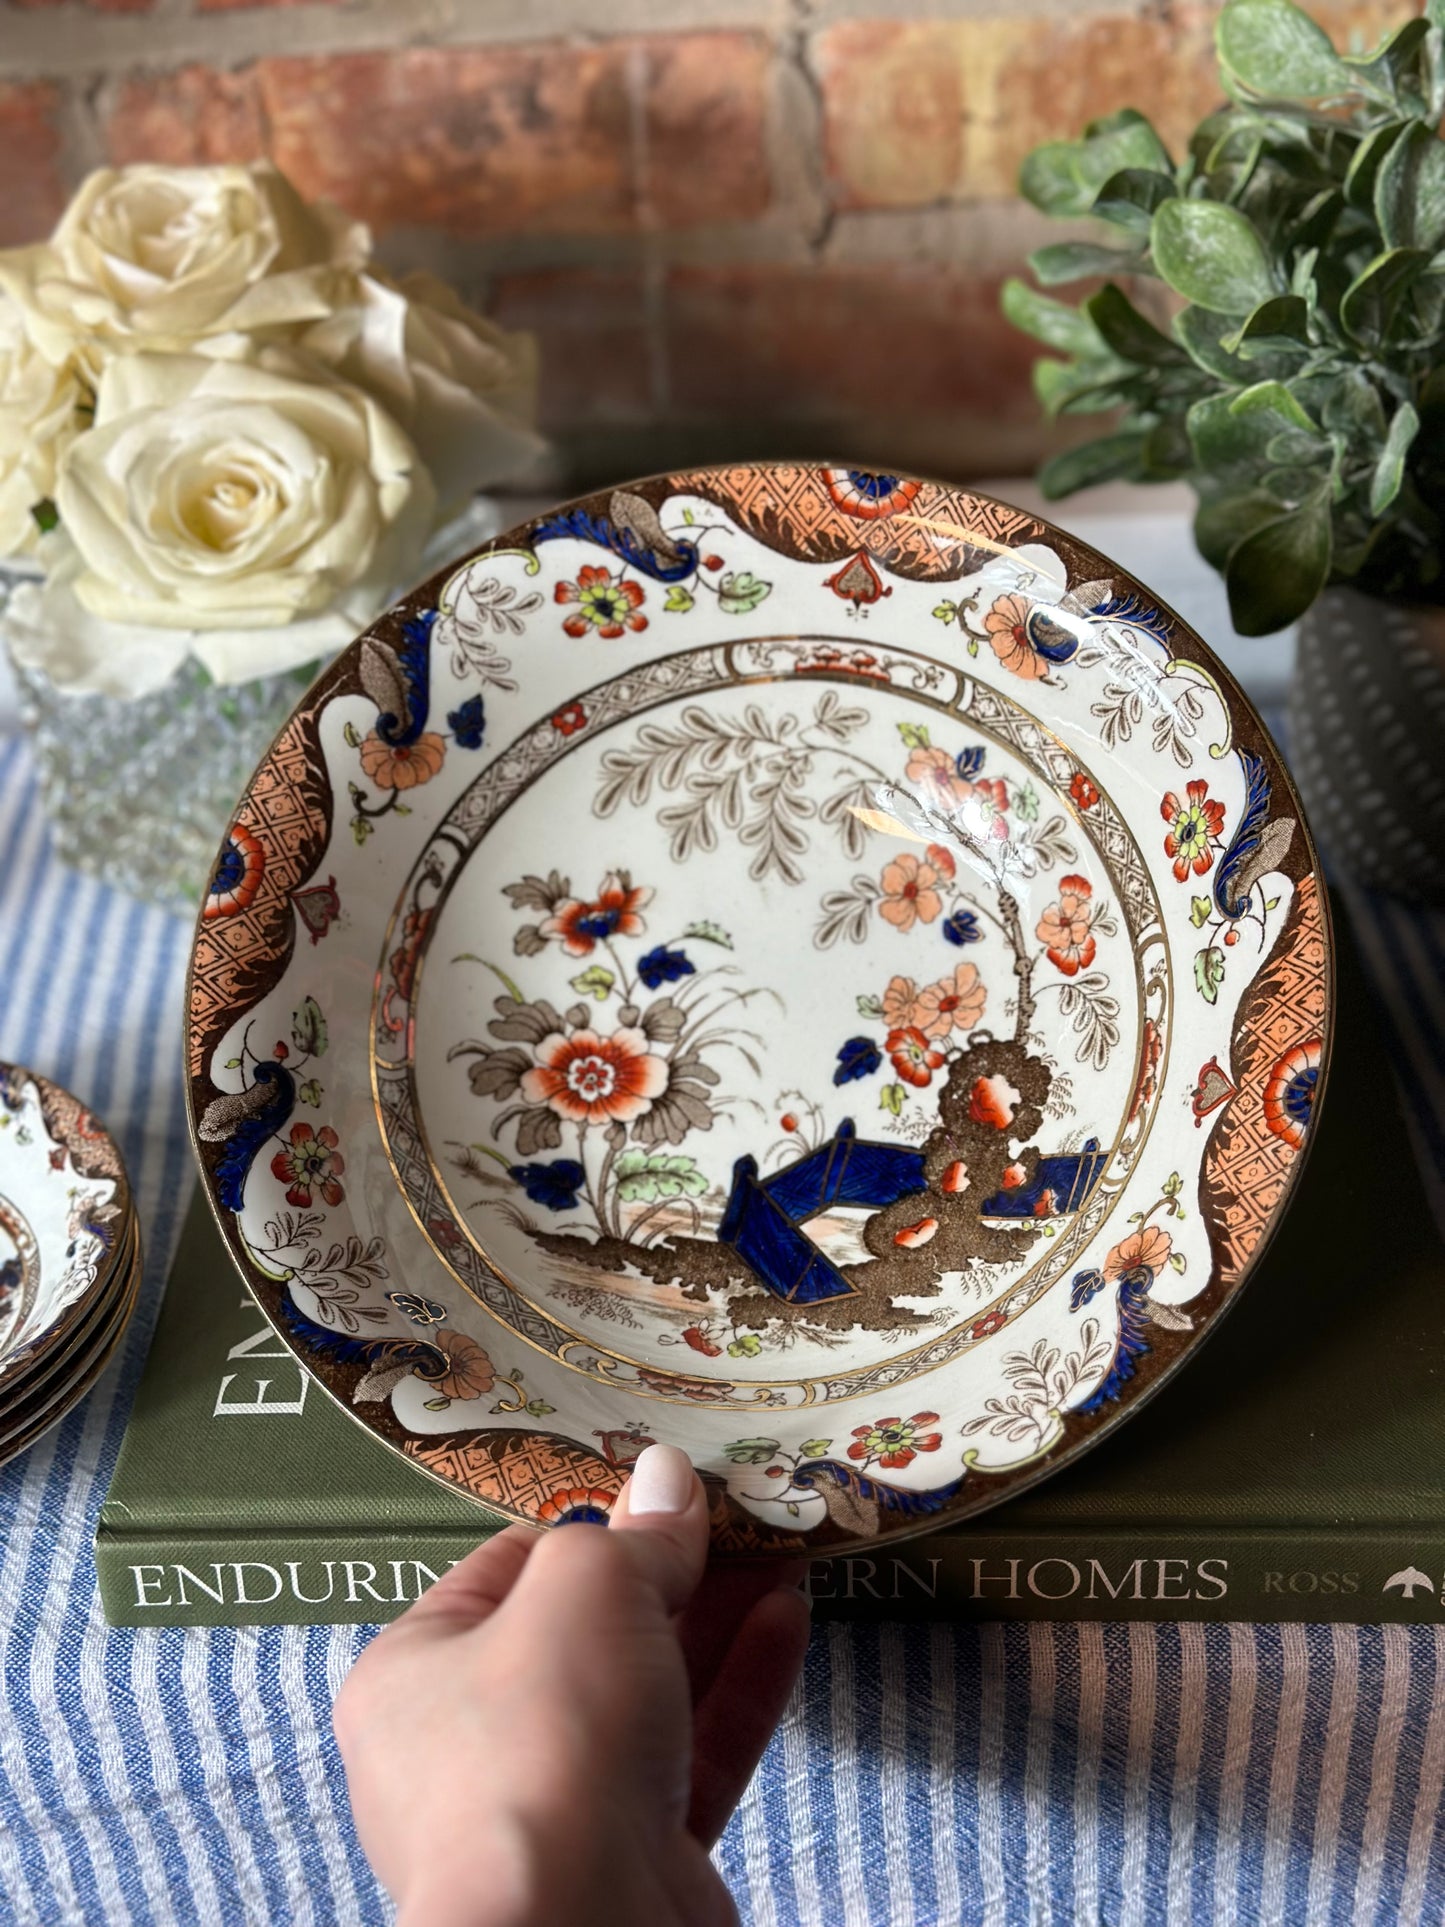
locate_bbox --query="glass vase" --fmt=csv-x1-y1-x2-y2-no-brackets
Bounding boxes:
0,499,504,919
5,647,318,917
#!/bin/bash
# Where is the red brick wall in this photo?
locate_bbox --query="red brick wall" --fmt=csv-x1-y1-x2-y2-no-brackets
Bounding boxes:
0,0,1418,488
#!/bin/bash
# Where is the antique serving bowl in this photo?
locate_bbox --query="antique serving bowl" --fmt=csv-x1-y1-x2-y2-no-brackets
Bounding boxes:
185,464,1331,1555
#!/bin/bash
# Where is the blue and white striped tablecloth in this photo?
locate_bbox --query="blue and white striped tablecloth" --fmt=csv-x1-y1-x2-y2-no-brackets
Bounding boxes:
0,719,1443,1925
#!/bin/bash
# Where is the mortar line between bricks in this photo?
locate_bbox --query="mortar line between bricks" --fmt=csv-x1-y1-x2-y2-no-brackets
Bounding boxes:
783,0,832,254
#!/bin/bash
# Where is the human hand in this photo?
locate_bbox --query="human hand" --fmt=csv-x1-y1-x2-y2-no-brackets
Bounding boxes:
334,1444,811,1927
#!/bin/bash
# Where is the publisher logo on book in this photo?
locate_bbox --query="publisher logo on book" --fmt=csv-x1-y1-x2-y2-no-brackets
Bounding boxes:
1383,1564,1445,1605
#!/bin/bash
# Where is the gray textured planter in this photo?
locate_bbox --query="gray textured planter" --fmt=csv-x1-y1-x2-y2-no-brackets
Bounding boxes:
1288,585,1445,904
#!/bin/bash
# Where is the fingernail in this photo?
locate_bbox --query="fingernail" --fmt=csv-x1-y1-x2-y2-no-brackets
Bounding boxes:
626,1443,696,1516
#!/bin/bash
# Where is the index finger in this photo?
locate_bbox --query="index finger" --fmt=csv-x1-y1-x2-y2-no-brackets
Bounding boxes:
381,1523,540,1639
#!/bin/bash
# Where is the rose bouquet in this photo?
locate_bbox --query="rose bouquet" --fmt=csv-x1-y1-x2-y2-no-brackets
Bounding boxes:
0,161,541,906
0,160,540,694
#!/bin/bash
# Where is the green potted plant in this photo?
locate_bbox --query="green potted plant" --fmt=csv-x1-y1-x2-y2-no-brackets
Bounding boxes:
1006,0,1445,902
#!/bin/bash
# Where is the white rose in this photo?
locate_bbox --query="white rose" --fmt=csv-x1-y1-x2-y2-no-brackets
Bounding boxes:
0,292,83,558
10,347,435,694
303,269,544,513
0,163,368,374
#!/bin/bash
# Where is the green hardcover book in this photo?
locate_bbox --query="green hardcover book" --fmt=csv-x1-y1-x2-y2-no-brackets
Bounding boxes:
96,896,1444,1627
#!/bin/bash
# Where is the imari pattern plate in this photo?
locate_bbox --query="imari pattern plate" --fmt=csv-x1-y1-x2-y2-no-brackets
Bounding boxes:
0,1061,133,1379
184,464,1331,1555
0,1059,141,1463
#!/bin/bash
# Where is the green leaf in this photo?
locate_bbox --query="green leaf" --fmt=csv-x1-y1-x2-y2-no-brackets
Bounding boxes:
570,964,615,1003
1090,165,1179,232
343,720,362,748
682,507,696,524
1193,489,1287,570
1014,781,1041,823
897,722,931,750
1140,415,1194,480
297,1078,322,1108
1215,0,1354,100
1168,1251,1188,1274
722,1437,780,1465
800,1439,831,1458
1037,431,1149,498
727,1335,763,1359
1019,112,1172,218
1370,400,1420,516
1193,945,1227,1003
664,584,695,613
1175,304,1284,382
879,1082,906,1117
1223,489,1332,634
1151,197,1275,314
1000,278,1104,355
1188,390,1320,485
1322,368,1388,439
223,1057,241,1070
1228,379,1319,435
682,920,733,948
30,498,58,535
932,602,958,626
524,1396,556,1416
1032,356,1135,417
351,816,372,847
422,1397,452,1412
1189,895,1213,928
856,993,884,1019
1085,283,1188,365
290,995,327,1059
614,1151,709,1204
1026,240,1147,286
1374,120,1445,252
1349,15,1434,100
1344,120,1409,211
1338,246,1430,348
717,570,771,614
1221,292,1311,356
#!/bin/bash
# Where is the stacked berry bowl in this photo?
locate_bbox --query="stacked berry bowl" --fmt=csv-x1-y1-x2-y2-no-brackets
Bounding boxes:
0,1062,140,1464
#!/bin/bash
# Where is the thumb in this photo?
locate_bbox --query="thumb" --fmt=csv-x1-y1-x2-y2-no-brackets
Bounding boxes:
607,1442,711,1616
504,1444,711,1637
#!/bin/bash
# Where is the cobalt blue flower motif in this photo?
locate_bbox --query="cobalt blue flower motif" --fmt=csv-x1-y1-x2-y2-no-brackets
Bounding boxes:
1070,1268,1107,1311
509,1159,587,1211
637,945,696,989
447,695,486,751
834,1036,883,1086
942,910,982,947
954,745,986,782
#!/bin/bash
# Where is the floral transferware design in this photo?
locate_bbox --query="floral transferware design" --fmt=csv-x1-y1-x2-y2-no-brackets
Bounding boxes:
1263,1038,1320,1150
556,565,648,639
203,823,265,922
371,648,1159,1407
1163,780,1227,882
271,1122,346,1209
185,463,1331,1557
